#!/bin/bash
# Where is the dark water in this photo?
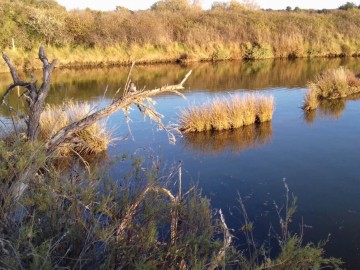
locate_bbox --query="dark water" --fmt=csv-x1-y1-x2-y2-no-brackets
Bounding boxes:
1,58,360,268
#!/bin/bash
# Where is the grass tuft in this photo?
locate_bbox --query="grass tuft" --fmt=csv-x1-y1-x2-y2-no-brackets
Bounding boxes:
179,94,274,133
303,67,360,111
40,100,111,155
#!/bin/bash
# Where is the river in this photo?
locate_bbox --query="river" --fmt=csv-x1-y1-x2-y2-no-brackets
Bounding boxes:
1,58,360,268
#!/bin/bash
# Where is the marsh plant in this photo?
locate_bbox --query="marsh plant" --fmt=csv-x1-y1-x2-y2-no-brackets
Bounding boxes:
0,152,221,269
179,94,274,133
303,67,360,111
39,100,112,156
0,144,343,269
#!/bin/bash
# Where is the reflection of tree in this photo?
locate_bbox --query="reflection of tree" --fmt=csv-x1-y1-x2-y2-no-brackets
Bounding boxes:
2,57,360,117
304,93,360,123
182,122,272,155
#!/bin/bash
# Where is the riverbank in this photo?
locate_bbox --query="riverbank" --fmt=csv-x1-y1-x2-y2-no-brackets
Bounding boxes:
1,1,360,73
1,43,360,73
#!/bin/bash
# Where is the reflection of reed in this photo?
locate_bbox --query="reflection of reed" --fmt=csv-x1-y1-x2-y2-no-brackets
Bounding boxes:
2,57,360,118
318,99,346,119
182,122,272,155
304,93,360,123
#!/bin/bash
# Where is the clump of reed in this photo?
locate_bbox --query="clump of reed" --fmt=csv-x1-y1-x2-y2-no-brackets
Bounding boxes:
39,100,111,155
179,94,274,133
303,67,360,111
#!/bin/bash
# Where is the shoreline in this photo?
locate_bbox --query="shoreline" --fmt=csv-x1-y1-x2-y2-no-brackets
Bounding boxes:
1,51,359,74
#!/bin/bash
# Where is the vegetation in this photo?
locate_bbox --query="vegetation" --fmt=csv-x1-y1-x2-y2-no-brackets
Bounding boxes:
179,94,274,133
303,67,360,111
0,140,343,269
1,0,360,71
0,47,343,269
338,2,358,10
39,100,111,156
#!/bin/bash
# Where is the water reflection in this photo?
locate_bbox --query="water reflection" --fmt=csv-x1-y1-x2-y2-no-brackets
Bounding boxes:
182,122,272,155
304,93,360,123
1,57,360,118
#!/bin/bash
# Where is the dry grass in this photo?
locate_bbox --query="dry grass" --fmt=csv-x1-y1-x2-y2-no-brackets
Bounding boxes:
303,87,319,111
40,100,111,155
303,67,360,111
256,95,274,122
179,94,274,133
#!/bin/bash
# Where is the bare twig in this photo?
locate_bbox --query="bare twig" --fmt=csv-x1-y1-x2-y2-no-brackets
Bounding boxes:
45,70,191,153
1,45,57,140
207,209,232,270
116,186,176,240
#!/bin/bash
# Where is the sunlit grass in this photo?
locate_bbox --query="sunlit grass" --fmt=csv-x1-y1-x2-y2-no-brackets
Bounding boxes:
179,94,274,133
40,100,111,155
303,67,360,111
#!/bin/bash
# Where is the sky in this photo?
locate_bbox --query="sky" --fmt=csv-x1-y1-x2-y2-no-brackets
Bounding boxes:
55,0,360,11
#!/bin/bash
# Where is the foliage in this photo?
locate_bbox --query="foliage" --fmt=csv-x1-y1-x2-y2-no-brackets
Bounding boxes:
0,141,343,269
0,151,220,269
151,0,191,12
338,2,358,10
2,1,360,70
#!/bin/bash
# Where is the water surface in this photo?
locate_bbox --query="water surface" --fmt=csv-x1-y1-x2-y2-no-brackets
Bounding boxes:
1,58,360,268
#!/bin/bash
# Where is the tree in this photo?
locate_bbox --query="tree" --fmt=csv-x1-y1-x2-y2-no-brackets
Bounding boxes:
151,0,191,12
338,2,357,10
286,6,292,11
211,1,230,10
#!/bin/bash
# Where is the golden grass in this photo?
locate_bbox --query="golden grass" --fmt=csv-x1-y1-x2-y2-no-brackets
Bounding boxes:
256,95,274,123
39,100,111,156
303,67,360,111
303,87,319,111
179,94,274,133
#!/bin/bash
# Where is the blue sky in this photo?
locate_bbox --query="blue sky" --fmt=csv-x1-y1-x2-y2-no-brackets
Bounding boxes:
56,0,360,11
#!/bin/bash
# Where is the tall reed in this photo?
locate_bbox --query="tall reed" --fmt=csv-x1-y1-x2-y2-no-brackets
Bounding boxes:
179,94,274,133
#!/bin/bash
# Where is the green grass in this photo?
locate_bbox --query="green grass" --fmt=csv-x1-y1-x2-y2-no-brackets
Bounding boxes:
0,141,343,269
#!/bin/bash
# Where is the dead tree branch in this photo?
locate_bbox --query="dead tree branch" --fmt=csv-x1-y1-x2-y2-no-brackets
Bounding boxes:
1,45,57,140
45,70,192,154
116,186,176,241
208,209,232,270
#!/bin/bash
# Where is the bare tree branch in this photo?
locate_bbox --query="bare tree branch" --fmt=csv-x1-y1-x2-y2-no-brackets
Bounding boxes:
1,53,26,86
45,70,192,153
1,46,57,141
207,209,232,270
